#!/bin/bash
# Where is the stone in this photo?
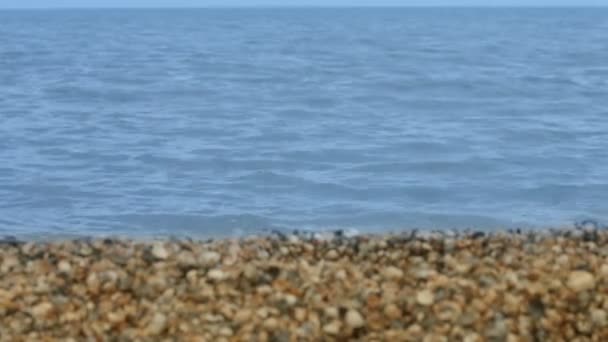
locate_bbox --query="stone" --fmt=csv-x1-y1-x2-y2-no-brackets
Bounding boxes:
506,334,520,342
30,302,53,319
147,313,167,335
256,307,270,319
200,251,221,266
567,271,595,292
463,333,481,342
243,264,258,280
436,301,462,322
325,250,339,260
601,264,608,277
176,251,197,267
324,307,339,318
294,308,307,322
592,309,607,326
57,260,72,274
416,290,434,306
283,294,298,306
486,317,508,338
151,243,169,260
257,250,270,259
107,311,126,324
234,309,252,323
383,266,404,280
384,304,402,320
263,317,279,330
207,269,226,281
77,244,93,256
345,309,365,328
323,320,341,335
218,327,234,337
1,256,19,272
256,285,273,295
86,273,100,290
576,320,592,334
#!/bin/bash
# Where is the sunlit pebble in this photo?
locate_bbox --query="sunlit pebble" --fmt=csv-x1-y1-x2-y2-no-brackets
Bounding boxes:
57,260,72,274
416,290,435,306
345,309,365,328
151,243,169,260
567,271,595,292
200,251,221,266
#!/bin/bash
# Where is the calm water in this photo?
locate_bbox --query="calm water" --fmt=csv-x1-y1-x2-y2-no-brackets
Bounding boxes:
1,8,608,238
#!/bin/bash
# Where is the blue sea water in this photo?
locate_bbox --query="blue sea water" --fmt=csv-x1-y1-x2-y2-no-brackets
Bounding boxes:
1,8,608,238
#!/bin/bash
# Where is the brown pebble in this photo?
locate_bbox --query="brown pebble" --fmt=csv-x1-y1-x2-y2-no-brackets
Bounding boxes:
384,304,402,320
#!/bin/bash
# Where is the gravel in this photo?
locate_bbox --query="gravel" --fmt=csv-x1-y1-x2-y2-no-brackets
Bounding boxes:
2,229,608,340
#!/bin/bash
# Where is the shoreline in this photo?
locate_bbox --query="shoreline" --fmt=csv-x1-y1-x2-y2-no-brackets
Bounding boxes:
2,219,604,243
2,228,608,340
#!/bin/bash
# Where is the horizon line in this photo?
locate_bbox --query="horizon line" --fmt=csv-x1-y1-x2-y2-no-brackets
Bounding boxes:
1,5,608,10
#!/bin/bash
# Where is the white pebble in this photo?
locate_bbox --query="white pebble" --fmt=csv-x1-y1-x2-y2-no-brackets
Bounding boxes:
151,243,169,260
200,251,221,266
323,320,341,335
345,309,365,328
57,260,72,274
416,290,435,306
207,269,226,281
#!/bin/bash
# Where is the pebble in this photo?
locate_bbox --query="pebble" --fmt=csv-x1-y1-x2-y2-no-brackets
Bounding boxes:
416,290,435,306
592,309,607,326
176,251,196,267
200,251,221,266
567,271,595,292
325,249,339,260
151,243,169,260
107,311,126,324
345,309,365,328
147,313,167,335
57,260,72,274
283,294,297,306
30,302,53,319
384,303,402,320
218,327,233,337
383,266,404,279
233,309,252,323
1,256,19,272
322,320,342,335
263,317,279,330
207,269,226,281
294,308,307,322
324,306,339,318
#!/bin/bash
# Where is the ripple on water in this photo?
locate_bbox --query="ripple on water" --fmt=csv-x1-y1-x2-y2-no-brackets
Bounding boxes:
0,8,607,237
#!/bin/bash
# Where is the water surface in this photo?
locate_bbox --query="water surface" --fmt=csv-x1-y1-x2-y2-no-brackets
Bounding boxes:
1,8,607,237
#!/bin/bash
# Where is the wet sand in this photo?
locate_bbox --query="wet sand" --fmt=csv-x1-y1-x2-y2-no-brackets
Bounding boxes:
1,229,608,341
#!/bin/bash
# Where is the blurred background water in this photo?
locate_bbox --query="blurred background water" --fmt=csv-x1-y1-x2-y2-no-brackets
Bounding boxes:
1,8,607,238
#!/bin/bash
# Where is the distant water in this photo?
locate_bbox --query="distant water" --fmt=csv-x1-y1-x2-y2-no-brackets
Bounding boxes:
1,8,608,238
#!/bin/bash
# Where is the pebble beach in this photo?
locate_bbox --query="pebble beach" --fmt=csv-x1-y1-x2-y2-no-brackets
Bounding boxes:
2,229,608,341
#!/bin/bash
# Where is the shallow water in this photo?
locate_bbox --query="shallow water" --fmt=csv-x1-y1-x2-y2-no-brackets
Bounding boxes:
1,8,608,238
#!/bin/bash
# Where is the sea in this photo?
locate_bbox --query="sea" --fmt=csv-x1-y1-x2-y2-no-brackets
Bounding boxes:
1,8,608,238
